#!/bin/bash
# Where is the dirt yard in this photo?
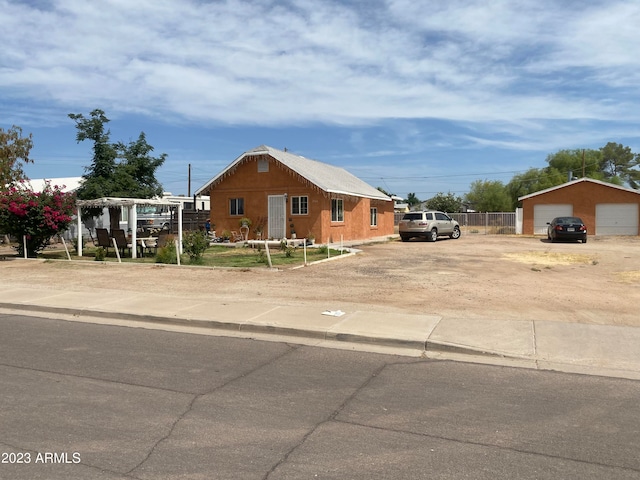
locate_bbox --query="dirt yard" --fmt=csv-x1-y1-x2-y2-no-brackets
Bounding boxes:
2,234,640,327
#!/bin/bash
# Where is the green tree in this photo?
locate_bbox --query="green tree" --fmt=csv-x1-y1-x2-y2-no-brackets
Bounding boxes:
405,192,421,207
424,192,462,213
112,133,166,198
600,142,640,188
505,167,567,209
69,109,166,230
376,186,394,197
465,180,511,212
0,126,34,187
546,149,603,179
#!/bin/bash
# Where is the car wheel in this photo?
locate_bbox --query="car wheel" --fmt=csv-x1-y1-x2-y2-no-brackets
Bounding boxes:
547,231,551,240
583,236,587,243
427,228,438,242
400,235,409,242
450,226,461,239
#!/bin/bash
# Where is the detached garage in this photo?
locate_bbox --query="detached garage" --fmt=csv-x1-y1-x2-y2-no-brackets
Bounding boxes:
519,178,640,236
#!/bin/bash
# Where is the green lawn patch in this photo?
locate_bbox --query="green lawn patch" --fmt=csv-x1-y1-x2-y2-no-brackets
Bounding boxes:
36,243,347,268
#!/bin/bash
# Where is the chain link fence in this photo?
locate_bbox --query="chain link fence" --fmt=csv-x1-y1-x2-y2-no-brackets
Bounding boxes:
449,212,517,235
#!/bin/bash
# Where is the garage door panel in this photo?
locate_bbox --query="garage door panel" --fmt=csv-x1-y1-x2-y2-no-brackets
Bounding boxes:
596,204,638,235
533,204,573,235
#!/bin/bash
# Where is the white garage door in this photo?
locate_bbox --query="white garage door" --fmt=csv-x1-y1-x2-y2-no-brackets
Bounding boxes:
595,204,638,235
533,204,573,235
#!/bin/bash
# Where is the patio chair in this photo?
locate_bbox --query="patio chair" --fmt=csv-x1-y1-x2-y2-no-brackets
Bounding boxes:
231,230,244,242
95,228,112,255
111,229,132,256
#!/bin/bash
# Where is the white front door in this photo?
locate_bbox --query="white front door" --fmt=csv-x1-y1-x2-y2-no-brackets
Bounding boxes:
268,195,286,239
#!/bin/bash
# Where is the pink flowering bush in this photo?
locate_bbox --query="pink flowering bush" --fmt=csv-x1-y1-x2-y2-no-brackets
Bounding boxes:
0,181,76,257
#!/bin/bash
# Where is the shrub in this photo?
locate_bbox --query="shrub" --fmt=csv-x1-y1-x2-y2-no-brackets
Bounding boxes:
155,236,178,264
94,247,106,261
182,230,209,262
0,181,76,257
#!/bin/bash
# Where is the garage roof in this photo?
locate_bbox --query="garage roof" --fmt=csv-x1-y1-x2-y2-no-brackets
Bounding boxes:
518,177,640,201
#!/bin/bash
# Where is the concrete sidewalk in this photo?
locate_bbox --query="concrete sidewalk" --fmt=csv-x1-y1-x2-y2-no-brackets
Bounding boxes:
1,285,639,381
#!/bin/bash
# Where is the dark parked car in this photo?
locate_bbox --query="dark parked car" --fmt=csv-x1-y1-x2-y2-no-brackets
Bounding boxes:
547,217,587,243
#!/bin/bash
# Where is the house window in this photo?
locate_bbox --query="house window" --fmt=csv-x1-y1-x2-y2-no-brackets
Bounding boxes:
370,207,377,226
257,159,269,172
331,198,344,222
291,196,308,215
229,198,244,216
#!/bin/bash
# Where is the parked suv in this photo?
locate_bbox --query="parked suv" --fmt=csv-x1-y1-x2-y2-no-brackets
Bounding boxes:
399,210,461,242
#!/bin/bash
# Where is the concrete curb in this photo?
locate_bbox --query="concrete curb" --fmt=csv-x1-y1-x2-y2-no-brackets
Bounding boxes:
425,340,526,359
0,302,473,355
4,302,640,380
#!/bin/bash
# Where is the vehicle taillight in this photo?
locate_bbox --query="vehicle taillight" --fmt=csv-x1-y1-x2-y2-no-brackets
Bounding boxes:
418,222,428,226
555,225,563,231
579,225,587,231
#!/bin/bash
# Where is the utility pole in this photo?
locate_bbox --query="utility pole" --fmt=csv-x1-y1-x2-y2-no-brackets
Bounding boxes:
582,150,585,177
188,163,191,197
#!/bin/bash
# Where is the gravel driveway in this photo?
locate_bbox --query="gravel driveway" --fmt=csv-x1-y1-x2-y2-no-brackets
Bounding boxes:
2,234,639,327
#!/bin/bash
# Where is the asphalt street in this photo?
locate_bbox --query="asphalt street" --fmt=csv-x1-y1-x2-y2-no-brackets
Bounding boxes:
1,313,639,480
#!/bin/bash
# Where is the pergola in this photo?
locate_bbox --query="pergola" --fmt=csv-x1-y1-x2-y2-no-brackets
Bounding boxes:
75,197,184,258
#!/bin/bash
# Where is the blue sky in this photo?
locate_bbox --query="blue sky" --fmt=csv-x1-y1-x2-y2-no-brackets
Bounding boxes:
2,0,640,199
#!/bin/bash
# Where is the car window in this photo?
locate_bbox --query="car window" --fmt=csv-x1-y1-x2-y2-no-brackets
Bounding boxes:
435,212,449,221
425,213,433,220
403,213,423,221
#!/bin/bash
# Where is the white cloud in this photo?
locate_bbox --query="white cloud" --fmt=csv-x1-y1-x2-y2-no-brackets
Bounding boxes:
2,0,640,153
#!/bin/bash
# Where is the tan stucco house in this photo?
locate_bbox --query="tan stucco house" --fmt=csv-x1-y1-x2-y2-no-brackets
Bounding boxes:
195,146,394,242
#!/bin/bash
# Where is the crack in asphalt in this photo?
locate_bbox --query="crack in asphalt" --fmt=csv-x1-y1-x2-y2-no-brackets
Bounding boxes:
330,419,640,475
0,343,302,479
125,343,300,477
262,361,397,480
0,362,200,396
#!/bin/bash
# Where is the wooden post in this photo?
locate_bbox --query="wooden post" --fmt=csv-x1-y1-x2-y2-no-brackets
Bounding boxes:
113,238,121,263
59,235,71,261
265,240,273,268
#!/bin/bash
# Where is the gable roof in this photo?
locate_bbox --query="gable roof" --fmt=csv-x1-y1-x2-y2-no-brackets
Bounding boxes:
195,145,391,201
518,177,640,201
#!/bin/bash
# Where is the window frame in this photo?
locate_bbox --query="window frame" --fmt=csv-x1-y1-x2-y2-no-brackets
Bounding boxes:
229,198,245,216
331,198,344,222
370,207,378,226
291,195,308,215
257,159,269,172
